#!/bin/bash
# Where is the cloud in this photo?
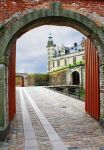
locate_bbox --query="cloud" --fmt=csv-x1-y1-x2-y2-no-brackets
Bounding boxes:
16,53,47,73
16,25,84,73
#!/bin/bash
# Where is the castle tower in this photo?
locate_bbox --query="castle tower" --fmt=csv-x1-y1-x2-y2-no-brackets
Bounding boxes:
46,33,56,72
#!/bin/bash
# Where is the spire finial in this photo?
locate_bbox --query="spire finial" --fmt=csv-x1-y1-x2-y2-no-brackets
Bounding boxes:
49,32,52,38
49,32,51,36
48,32,53,42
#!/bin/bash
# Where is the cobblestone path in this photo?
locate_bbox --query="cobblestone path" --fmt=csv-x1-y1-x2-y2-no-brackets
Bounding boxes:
0,87,104,150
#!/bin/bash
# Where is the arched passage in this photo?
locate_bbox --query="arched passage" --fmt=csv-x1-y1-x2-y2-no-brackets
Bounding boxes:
16,73,28,87
0,2,104,140
72,71,80,85
16,76,24,87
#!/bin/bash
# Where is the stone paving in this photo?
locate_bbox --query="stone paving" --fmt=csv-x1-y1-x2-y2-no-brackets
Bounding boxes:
0,89,25,150
23,88,68,150
26,87,104,150
0,86,104,150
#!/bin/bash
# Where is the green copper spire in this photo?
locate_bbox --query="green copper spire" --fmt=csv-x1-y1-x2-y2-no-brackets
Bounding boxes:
48,33,53,40
47,33,53,47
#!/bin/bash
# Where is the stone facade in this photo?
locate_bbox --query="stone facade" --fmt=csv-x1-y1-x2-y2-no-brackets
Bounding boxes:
47,36,85,86
49,69,67,85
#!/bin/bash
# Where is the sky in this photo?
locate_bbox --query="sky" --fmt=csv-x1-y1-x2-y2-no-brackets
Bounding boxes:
16,25,84,73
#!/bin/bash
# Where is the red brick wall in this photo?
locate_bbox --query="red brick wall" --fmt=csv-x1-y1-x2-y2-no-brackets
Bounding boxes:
0,0,104,24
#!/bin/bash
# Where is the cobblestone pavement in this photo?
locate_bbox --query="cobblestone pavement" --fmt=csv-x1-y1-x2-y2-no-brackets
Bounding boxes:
0,87,104,150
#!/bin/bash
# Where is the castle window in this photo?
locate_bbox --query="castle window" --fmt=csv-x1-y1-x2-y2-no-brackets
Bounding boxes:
48,62,50,66
57,60,60,67
53,62,54,68
73,57,76,64
65,59,67,66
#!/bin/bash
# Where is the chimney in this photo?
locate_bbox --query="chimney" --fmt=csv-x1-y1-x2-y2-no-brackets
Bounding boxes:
74,43,77,47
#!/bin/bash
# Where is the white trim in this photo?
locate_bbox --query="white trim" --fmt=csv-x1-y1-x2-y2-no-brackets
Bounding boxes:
19,88,39,150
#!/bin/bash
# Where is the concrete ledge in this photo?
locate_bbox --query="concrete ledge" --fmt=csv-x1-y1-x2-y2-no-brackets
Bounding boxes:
99,118,104,128
0,123,10,141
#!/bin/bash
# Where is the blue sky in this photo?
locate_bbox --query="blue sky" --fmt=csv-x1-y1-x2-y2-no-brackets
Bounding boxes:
16,25,84,73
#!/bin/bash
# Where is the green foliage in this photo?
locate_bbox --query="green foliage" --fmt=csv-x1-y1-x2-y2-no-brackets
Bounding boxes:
68,60,84,68
50,66,68,73
68,63,76,68
28,73,49,86
76,61,81,64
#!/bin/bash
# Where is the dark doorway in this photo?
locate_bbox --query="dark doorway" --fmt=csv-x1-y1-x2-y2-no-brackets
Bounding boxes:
72,71,80,85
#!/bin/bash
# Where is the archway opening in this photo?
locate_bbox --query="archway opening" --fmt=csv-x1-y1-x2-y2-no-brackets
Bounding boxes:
16,76,24,87
72,71,80,85
7,16,100,121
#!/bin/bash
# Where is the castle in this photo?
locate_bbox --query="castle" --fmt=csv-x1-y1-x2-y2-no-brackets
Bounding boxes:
47,33,85,87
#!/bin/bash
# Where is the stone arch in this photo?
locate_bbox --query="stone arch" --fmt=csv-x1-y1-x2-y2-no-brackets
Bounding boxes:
71,71,80,85
16,73,28,87
16,75,24,87
0,2,104,140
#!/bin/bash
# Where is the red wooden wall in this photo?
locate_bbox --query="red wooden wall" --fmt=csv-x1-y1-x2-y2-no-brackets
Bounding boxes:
8,43,16,121
85,39,100,120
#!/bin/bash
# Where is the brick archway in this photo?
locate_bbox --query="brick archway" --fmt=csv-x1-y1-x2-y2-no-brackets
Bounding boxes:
0,1,104,140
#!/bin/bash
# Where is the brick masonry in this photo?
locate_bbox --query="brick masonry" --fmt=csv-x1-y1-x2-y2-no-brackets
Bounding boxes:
0,0,104,31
